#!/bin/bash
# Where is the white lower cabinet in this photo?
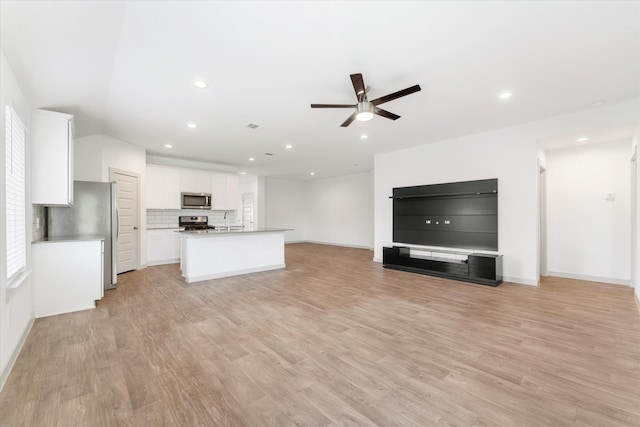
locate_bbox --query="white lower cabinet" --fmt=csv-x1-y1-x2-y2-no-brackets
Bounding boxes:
33,239,103,318
147,229,181,265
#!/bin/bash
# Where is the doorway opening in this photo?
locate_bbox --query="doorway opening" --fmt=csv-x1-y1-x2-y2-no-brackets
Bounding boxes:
539,163,547,279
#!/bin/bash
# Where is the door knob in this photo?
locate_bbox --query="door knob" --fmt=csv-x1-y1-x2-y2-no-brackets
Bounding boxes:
133,226,138,230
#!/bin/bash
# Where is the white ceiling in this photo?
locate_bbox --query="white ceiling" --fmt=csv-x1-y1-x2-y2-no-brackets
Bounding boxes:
2,1,639,180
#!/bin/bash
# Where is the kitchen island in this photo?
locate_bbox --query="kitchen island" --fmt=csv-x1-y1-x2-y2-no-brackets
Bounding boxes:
179,228,289,283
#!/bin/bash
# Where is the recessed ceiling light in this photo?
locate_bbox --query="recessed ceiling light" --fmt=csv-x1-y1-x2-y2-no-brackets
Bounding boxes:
310,172,315,176
577,137,589,142
360,134,368,139
187,122,197,128
193,80,208,89
248,157,255,162
498,91,513,100
285,144,293,149
241,171,246,175
164,144,173,149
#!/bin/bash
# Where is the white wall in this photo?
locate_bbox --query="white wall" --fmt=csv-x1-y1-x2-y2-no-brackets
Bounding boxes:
305,172,373,249
375,127,538,284
75,134,148,264
546,139,632,285
374,100,639,286
633,110,640,304
75,134,146,182
0,51,34,389
265,178,307,242
264,172,375,248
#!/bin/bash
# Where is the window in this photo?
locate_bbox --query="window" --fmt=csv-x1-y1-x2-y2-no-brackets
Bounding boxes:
5,106,27,286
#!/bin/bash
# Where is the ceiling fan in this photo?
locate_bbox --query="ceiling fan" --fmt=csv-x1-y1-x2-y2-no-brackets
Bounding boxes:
311,73,421,127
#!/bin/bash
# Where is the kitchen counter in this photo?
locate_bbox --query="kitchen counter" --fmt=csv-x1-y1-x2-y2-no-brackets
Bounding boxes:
33,235,105,244
179,228,289,283
147,226,182,230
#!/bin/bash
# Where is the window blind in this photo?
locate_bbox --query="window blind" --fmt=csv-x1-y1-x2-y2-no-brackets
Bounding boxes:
5,106,27,284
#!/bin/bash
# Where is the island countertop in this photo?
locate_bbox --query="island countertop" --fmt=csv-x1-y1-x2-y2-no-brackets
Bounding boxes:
177,227,291,236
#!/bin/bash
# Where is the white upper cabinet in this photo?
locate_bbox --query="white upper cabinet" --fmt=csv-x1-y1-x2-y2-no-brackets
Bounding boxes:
211,173,239,211
32,109,74,205
146,164,238,211
180,170,211,194
146,165,181,209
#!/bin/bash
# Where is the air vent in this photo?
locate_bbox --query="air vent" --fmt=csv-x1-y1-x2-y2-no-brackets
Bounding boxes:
265,152,274,156
246,123,260,130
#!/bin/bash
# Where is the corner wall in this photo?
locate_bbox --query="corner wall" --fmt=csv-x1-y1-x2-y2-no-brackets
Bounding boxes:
265,178,307,242
305,171,373,249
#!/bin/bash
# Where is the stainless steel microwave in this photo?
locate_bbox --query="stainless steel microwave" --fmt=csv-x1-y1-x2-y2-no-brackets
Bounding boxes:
181,192,211,209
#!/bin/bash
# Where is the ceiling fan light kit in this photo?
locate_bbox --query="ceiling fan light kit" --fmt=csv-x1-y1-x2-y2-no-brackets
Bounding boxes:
356,102,374,121
311,73,421,127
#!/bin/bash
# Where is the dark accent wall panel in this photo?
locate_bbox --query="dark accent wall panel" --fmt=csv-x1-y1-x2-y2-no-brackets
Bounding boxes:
392,179,498,250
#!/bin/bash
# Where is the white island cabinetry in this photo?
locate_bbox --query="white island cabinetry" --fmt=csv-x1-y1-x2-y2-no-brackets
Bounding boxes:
180,229,287,283
32,109,74,206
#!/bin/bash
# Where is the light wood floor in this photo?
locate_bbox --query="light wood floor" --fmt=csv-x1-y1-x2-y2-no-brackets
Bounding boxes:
1,243,639,426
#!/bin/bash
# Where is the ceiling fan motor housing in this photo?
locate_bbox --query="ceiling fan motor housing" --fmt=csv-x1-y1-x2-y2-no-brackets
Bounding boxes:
356,101,374,121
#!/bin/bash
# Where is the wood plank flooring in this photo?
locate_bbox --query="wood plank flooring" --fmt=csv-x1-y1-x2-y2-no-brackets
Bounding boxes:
1,243,639,426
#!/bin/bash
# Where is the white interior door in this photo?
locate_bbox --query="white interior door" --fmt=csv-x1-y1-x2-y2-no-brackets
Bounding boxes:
111,169,139,274
242,193,254,229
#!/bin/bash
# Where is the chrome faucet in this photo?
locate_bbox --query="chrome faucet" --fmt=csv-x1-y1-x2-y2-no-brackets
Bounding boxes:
223,211,230,230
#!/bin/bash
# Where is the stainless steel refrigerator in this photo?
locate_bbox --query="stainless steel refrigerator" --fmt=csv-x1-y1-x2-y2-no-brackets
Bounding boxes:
48,181,118,290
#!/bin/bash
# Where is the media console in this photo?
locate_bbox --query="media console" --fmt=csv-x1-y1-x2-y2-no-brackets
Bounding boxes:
383,246,503,286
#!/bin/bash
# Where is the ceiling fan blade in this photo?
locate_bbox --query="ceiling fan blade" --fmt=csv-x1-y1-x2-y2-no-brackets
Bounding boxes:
350,73,366,102
373,107,400,121
311,103,356,108
340,112,357,127
371,84,421,106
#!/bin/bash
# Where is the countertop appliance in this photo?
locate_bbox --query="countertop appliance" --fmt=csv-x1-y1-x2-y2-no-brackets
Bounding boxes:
181,192,211,209
47,181,118,290
179,216,216,231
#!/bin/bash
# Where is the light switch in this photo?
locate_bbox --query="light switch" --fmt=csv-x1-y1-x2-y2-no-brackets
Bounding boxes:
604,192,615,201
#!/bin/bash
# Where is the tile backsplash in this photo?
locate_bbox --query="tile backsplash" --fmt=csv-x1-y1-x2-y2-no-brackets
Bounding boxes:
32,205,46,241
147,209,237,229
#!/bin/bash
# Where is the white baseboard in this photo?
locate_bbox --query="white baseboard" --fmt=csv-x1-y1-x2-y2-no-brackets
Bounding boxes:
503,276,538,286
546,271,631,286
184,263,286,283
286,240,374,250
0,317,34,391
